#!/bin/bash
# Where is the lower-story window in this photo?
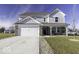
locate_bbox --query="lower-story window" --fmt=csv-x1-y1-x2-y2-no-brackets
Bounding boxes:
52,27,66,35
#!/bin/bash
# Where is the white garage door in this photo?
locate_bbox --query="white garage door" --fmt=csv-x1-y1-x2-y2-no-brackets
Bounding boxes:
21,27,39,37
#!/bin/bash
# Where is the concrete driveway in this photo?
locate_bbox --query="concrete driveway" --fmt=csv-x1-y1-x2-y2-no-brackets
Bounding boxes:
0,36,39,54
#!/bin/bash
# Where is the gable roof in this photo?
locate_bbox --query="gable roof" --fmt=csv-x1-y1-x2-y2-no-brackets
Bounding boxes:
15,16,41,24
15,8,65,24
49,8,65,16
19,8,65,18
50,8,61,15
20,12,49,18
26,19,40,24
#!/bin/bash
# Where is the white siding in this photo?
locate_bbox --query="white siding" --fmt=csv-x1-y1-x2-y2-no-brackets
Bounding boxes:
36,17,50,23
36,18,44,22
45,17,49,23
49,12,65,23
35,12,65,23
49,17,55,23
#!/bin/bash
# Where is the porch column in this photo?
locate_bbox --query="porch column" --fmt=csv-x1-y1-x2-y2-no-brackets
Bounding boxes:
40,26,42,36
50,26,52,36
66,26,68,36
56,27,58,33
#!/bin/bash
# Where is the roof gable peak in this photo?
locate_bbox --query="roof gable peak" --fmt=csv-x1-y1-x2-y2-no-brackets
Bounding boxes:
50,8,65,16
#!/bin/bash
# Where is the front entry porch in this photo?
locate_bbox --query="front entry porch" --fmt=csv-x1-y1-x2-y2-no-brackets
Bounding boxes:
40,26,68,36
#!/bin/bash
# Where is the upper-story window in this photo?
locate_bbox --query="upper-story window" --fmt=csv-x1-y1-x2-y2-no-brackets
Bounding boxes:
55,17,58,22
44,18,45,22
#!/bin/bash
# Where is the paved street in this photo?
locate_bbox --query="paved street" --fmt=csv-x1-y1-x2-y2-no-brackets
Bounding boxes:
0,36,39,54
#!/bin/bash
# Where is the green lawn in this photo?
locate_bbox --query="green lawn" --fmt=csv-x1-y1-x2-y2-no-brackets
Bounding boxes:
0,33,15,39
45,36,79,54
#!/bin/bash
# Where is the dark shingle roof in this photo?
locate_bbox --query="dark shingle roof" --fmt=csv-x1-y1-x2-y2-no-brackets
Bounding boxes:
20,12,49,17
19,8,62,18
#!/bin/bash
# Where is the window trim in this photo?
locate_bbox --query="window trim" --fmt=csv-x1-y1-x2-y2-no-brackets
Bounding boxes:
55,17,58,22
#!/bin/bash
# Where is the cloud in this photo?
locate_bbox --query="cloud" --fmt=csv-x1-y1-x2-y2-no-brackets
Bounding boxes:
0,20,14,29
0,5,32,29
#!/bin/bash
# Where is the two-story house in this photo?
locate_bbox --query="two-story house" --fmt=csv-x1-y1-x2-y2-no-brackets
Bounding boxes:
15,8,69,37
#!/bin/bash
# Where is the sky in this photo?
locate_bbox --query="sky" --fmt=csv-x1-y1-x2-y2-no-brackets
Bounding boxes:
0,4,79,29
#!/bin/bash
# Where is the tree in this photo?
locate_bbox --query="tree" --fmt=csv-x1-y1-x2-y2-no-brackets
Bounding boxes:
0,27,5,33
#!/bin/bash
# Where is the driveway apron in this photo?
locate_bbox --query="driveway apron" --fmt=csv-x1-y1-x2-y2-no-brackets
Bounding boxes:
0,36,39,54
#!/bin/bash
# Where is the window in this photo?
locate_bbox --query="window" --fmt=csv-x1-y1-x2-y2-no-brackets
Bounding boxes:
44,18,45,22
55,17,58,22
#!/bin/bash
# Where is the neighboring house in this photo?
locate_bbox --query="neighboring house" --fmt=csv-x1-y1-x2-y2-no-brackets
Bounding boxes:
4,29,10,33
15,8,69,37
68,28,79,35
9,25,15,33
4,25,15,34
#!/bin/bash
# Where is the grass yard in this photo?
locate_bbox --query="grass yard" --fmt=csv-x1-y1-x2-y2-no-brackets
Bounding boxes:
0,33,15,39
45,36,79,54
